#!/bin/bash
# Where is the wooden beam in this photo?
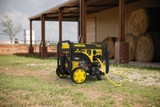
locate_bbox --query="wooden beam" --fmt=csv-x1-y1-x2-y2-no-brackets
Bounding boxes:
88,4,118,7
47,11,98,15
80,0,87,43
63,4,118,8
29,20,34,54
33,17,78,21
58,8,63,42
41,15,45,47
115,0,129,64
63,6,79,8
119,0,125,42
78,19,80,43
30,20,32,47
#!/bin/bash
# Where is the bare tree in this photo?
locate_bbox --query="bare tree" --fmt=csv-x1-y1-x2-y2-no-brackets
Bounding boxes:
0,15,22,44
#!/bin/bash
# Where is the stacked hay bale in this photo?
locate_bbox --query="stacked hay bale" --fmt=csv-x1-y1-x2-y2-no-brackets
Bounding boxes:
129,8,160,37
136,33,160,62
103,37,116,59
129,8,160,62
124,34,137,61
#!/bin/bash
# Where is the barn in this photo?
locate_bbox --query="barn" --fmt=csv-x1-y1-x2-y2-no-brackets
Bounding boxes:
29,0,160,63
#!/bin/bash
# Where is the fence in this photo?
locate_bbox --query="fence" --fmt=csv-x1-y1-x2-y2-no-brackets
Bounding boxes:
0,39,77,45
0,39,58,46
0,40,57,56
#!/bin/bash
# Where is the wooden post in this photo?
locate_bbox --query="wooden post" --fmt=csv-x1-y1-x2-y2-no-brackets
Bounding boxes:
40,14,47,58
30,20,32,47
119,0,125,42
29,20,34,54
80,0,87,43
41,15,45,47
59,8,63,42
115,0,129,63
78,20,80,43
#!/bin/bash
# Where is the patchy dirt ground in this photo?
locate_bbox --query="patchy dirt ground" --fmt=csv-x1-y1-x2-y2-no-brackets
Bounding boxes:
0,56,159,107
126,72,160,87
26,63,56,66
101,66,160,87
74,88,106,99
0,62,57,80
1,62,160,87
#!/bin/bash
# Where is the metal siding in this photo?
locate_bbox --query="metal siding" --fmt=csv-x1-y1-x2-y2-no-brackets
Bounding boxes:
87,18,96,43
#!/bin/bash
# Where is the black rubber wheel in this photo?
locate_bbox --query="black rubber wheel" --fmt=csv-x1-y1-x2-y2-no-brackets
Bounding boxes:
56,67,68,78
71,67,86,84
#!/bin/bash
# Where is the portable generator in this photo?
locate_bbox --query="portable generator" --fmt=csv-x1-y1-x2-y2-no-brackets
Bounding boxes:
56,40,109,84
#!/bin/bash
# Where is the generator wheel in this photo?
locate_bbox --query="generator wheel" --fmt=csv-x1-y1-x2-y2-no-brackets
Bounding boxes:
71,67,86,84
56,67,68,78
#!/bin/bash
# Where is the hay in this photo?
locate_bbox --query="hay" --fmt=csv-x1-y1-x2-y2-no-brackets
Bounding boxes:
125,34,136,61
129,8,160,37
103,37,115,59
149,32,160,62
136,33,154,62
129,9,149,37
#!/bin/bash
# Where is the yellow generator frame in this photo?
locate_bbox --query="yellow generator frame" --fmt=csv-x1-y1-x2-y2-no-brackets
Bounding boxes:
56,41,109,84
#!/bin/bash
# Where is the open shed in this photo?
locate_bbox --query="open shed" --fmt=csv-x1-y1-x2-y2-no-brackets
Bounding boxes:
29,0,160,63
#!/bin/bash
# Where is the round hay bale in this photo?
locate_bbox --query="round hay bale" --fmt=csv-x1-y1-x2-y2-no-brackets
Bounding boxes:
103,37,115,59
129,8,160,37
149,32,160,62
136,33,154,62
125,34,136,61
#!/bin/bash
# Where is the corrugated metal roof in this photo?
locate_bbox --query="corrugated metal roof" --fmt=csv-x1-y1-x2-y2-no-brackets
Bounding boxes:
29,0,136,21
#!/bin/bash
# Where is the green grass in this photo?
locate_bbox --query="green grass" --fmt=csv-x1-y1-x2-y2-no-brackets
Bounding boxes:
0,55,56,66
0,55,160,107
0,55,57,72
0,72,94,106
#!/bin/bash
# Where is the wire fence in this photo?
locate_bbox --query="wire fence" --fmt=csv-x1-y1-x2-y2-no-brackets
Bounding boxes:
0,39,77,46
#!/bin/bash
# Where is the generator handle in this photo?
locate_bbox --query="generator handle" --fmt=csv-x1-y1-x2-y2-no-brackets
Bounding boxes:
92,41,108,49
57,40,72,70
58,40,71,45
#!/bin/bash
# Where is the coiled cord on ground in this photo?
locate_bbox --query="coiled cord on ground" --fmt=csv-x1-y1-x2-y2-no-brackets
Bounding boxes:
97,58,129,87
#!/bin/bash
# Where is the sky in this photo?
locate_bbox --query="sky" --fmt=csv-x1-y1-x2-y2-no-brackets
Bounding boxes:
0,0,78,42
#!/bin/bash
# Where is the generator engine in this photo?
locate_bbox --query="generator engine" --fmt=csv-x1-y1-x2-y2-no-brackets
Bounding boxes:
56,40,109,84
